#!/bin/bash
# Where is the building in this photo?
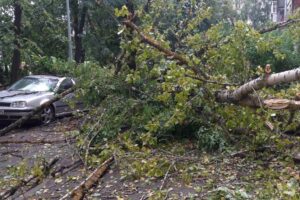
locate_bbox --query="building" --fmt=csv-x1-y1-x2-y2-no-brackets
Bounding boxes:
233,0,300,23
271,0,292,22
271,0,300,22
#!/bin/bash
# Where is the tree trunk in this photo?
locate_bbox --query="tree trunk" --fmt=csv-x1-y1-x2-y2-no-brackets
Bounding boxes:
0,88,75,136
123,19,300,110
11,0,22,84
216,68,300,103
72,0,87,64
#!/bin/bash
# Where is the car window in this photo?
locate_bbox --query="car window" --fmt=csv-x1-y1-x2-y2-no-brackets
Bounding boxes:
58,78,74,92
8,77,58,92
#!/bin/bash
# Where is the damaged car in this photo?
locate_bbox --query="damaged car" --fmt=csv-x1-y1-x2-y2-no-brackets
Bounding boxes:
0,75,83,124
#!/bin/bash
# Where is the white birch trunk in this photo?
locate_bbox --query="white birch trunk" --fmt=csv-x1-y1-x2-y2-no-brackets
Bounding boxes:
217,68,300,102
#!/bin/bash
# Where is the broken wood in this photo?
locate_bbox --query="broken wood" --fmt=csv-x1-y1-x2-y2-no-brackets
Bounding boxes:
59,156,114,200
123,20,209,79
0,157,59,199
0,138,75,144
228,95,300,110
216,68,300,103
0,88,75,137
230,146,274,158
259,18,300,34
122,21,300,110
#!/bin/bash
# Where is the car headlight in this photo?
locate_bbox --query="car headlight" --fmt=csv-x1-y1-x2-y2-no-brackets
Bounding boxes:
11,101,27,108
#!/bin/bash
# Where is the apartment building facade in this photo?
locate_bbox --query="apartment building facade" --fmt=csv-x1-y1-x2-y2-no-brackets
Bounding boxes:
270,0,293,22
234,0,300,23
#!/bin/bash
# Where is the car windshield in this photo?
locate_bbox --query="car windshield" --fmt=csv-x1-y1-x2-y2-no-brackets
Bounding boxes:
8,77,59,92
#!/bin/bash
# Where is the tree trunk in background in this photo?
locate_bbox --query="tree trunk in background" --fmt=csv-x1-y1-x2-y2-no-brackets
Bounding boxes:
125,0,137,70
11,1,22,83
72,0,87,64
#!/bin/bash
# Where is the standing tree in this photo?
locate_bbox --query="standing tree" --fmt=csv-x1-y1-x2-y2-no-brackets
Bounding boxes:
10,0,22,83
71,0,88,63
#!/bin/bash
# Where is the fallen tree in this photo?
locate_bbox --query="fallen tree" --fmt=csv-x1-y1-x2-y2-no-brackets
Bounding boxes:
216,68,300,102
59,156,114,200
123,20,209,79
215,68,300,108
259,18,300,34
0,88,75,136
122,20,300,110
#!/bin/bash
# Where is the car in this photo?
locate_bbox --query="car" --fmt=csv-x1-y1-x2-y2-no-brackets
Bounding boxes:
0,75,83,124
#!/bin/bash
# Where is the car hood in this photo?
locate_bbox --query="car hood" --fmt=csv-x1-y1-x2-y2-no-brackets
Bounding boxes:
0,90,53,103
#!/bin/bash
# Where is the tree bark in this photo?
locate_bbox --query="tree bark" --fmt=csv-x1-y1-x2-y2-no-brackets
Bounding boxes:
10,0,22,84
259,18,300,34
72,0,88,63
59,156,114,200
216,68,300,103
123,20,300,110
0,88,75,136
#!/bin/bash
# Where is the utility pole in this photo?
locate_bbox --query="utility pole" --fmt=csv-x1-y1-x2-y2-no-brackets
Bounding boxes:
66,0,73,61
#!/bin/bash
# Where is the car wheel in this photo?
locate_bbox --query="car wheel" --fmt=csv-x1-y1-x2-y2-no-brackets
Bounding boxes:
40,106,55,124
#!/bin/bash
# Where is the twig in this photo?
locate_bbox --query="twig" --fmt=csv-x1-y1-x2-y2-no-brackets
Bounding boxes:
84,114,104,165
65,134,86,169
159,161,175,191
185,74,239,86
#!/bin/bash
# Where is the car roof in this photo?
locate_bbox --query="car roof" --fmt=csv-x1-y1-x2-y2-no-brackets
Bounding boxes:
25,75,64,80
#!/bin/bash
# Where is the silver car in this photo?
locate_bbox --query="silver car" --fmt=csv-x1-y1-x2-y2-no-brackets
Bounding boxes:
0,75,83,124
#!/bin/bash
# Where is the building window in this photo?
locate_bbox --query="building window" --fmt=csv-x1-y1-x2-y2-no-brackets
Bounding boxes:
272,0,277,13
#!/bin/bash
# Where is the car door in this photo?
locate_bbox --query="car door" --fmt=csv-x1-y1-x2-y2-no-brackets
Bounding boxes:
53,78,75,115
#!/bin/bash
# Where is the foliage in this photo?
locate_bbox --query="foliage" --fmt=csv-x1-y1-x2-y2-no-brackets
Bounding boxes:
65,1,300,164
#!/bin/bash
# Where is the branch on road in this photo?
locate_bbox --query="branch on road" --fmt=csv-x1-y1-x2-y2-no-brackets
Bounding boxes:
0,88,75,137
60,156,114,200
0,157,59,199
0,138,75,144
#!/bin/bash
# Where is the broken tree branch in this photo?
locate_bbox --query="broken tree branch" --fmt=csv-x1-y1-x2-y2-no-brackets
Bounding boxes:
0,157,59,199
185,74,239,86
159,160,175,191
123,20,209,79
0,138,74,144
198,18,300,57
0,88,75,136
216,68,300,103
259,18,300,34
123,19,300,111
59,156,114,200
